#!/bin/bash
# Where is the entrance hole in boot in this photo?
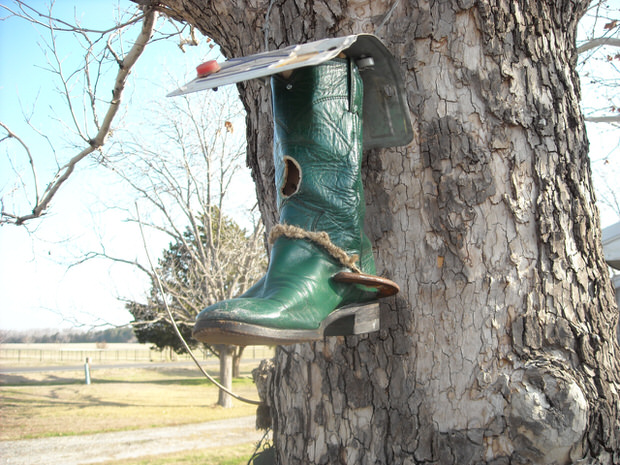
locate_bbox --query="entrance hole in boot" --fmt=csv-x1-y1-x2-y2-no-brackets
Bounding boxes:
282,156,302,197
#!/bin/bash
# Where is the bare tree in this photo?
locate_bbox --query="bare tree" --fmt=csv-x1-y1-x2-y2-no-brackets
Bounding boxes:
100,86,266,407
0,2,164,225
127,209,265,406
577,1,620,223
578,0,620,124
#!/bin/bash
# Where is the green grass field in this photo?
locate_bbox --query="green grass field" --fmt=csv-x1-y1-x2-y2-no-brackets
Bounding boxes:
1,366,259,440
0,352,272,465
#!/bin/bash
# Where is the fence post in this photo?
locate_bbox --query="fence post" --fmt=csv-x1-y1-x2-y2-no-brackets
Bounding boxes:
84,357,92,384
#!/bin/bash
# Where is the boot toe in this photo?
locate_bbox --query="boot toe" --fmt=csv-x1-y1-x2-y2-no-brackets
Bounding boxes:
192,297,323,345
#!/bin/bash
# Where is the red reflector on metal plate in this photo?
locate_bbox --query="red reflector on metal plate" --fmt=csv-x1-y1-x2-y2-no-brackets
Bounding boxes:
196,60,221,78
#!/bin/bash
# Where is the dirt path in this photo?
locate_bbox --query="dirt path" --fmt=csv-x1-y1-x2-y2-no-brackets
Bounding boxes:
0,415,261,465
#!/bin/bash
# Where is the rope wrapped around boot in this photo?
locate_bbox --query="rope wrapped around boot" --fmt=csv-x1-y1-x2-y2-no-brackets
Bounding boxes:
269,223,362,274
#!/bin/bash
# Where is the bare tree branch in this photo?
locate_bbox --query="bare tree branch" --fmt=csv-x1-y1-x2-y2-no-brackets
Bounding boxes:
0,122,39,204
69,249,154,278
585,115,620,123
0,1,145,35
0,6,158,225
577,37,620,54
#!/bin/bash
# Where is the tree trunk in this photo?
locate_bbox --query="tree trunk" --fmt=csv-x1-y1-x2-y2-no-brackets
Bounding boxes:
153,0,620,463
217,344,234,408
233,346,245,379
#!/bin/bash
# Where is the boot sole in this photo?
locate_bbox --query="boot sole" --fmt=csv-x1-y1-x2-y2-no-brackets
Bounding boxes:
192,302,380,346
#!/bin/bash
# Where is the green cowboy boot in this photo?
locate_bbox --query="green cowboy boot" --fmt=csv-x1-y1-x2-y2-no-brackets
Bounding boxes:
192,58,398,346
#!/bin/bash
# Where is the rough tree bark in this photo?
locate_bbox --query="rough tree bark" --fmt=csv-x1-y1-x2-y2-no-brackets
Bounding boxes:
151,0,620,463
217,344,234,408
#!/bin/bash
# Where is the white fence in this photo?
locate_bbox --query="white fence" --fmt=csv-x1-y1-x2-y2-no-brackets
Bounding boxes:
0,343,273,364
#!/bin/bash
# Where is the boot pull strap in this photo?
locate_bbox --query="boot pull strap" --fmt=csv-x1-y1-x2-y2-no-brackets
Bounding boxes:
348,57,361,115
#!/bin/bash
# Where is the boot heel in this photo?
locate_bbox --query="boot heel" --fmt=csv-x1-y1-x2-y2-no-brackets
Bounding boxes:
323,302,380,337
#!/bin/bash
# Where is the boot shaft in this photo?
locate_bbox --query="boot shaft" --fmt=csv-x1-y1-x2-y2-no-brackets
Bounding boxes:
271,59,365,255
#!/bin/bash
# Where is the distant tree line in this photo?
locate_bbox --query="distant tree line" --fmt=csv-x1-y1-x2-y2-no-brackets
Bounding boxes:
0,327,137,344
